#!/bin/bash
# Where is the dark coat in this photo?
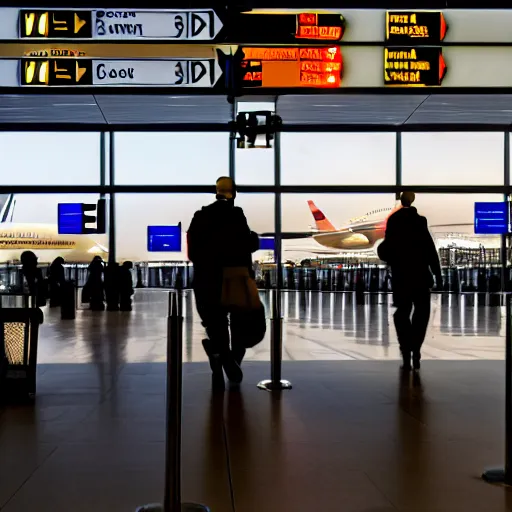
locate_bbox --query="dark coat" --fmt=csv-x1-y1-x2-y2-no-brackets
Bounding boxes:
378,207,442,295
187,199,258,305
187,199,258,274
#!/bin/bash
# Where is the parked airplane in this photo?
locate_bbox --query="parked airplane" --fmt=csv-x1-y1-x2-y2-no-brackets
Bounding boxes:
306,200,399,252
0,195,108,263
278,200,478,257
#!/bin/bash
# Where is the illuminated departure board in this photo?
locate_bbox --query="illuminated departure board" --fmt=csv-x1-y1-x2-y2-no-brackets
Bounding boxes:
384,47,446,86
18,8,223,41
19,58,222,87
240,47,342,88
386,11,447,45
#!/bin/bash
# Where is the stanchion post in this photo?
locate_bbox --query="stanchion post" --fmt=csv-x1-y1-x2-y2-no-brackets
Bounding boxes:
257,289,292,392
136,290,210,512
482,293,512,485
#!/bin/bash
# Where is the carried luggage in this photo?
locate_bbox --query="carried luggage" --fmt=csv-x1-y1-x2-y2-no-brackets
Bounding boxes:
230,304,267,349
221,266,261,311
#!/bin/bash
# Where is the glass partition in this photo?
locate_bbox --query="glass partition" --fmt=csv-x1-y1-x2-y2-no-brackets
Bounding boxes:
0,132,101,185
114,132,229,185
402,132,504,185
281,133,396,185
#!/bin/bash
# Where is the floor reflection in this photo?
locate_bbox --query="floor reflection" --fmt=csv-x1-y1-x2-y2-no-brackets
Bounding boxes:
35,290,505,365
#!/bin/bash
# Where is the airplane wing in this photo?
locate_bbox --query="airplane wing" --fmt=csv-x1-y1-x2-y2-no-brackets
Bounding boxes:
260,231,319,239
430,223,474,228
283,246,341,255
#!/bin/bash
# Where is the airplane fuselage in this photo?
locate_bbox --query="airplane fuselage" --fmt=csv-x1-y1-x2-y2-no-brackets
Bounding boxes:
312,219,386,251
0,223,108,263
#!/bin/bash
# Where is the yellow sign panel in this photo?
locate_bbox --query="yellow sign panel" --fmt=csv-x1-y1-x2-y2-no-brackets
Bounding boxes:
22,58,91,85
21,10,92,38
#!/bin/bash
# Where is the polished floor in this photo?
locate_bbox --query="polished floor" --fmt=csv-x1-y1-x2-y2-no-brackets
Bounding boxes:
36,289,506,365
0,290,511,511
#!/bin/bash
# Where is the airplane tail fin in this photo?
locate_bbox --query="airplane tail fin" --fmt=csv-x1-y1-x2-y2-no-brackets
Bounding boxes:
307,200,336,232
0,194,15,223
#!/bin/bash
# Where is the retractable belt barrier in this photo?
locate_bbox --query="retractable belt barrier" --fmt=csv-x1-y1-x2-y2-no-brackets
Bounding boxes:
136,290,209,512
258,288,292,392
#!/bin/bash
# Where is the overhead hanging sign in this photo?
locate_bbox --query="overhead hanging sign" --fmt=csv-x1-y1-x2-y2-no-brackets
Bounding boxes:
17,8,223,41
384,47,447,86
239,46,343,88
18,57,222,87
385,11,447,45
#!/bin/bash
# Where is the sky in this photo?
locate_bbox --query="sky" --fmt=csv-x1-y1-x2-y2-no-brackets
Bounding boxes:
0,129,505,261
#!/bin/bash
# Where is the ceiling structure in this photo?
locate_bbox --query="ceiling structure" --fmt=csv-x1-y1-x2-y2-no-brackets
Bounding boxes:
0,93,512,131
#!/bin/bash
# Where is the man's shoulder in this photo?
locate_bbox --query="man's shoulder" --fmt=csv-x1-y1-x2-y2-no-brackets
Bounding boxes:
193,201,216,218
416,214,428,226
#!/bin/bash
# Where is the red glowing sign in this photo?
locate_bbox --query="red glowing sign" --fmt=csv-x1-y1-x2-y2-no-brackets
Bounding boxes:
295,12,345,41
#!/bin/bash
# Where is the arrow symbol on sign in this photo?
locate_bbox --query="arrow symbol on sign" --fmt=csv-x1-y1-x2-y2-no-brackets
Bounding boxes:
191,13,207,38
74,13,87,34
76,62,87,82
439,53,447,84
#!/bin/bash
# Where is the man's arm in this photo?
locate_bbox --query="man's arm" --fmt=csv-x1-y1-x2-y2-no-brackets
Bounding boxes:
234,207,257,252
378,214,397,264
422,218,442,286
249,231,260,253
186,211,204,264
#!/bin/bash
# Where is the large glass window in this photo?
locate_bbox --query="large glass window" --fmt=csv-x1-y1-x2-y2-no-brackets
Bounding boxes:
402,133,504,185
114,133,229,185
115,193,211,261
115,193,273,262
235,193,275,234
235,148,274,185
281,133,396,185
0,132,101,185
281,193,395,260
282,193,396,232
413,193,502,228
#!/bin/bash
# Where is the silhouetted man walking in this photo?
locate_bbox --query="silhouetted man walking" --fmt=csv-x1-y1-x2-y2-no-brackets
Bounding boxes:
378,192,442,370
187,177,259,386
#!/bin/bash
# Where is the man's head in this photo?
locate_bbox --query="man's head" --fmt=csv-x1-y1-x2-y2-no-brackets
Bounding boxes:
216,176,236,200
20,250,37,267
400,191,416,207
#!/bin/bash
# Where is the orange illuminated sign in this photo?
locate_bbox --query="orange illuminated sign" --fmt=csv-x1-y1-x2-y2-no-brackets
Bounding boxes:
243,48,299,61
240,46,342,88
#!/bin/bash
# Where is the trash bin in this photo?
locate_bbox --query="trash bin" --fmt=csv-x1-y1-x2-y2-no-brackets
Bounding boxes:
0,307,42,402
61,280,76,320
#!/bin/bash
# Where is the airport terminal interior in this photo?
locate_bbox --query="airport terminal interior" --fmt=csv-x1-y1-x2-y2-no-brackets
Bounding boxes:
0,93,511,512
4,4,512,512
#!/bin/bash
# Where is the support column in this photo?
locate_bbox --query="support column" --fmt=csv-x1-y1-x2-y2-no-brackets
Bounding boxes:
396,131,402,200
257,122,291,392
108,132,116,265
229,100,236,180
100,132,106,190
502,130,510,292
